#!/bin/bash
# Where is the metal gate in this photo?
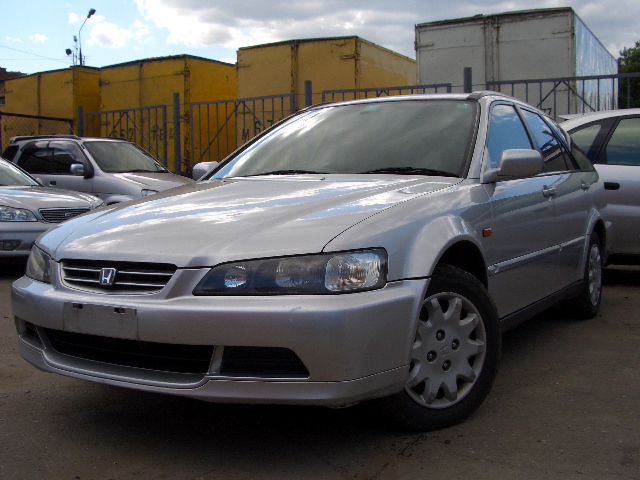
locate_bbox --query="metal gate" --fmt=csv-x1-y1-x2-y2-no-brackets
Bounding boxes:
190,94,295,164
486,72,640,120
84,106,169,166
0,112,73,153
321,83,453,103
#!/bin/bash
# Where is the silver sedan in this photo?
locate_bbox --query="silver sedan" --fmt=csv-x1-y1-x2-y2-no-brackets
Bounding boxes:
1,158,103,257
12,93,610,431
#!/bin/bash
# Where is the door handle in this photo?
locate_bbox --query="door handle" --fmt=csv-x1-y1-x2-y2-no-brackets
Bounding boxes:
604,182,620,190
542,186,557,197
49,180,57,186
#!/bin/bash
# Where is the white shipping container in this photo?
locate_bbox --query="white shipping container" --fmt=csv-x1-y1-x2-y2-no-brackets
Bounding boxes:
415,8,618,115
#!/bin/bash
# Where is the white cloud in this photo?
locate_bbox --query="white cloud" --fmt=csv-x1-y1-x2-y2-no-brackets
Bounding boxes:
69,13,79,24
134,0,640,59
87,23,133,49
28,34,48,44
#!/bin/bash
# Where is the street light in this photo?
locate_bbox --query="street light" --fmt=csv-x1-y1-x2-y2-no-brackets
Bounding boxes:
78,8,96,66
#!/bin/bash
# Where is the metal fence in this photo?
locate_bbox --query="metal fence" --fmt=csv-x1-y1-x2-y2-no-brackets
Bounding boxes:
83,106,169,167
190,94,295,165
321,83,453,103
63,70,640,173
0,112,73,153
486,72,640,120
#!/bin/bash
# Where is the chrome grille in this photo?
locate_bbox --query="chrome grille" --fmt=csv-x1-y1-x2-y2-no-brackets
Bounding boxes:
61,260,177,294
39,207,90,223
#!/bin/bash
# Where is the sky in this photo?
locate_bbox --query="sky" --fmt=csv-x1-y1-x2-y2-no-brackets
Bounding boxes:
1,0,639,75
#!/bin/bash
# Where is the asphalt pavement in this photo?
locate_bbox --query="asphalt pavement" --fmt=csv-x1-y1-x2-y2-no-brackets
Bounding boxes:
1,258,638,480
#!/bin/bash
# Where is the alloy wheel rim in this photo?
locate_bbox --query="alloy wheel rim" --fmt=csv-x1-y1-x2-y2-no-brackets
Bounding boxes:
588,243,602,306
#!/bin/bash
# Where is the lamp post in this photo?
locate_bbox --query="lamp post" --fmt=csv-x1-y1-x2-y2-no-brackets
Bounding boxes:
78,8,96,66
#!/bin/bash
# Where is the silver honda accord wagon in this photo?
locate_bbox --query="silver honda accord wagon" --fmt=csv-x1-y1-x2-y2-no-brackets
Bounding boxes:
12,92,610,431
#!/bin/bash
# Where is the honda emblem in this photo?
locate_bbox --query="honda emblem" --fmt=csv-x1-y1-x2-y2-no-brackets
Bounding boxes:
99,268,117,286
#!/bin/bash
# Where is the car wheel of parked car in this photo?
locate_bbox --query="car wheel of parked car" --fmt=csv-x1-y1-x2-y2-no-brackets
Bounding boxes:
562,233,603,320
380,265,501,431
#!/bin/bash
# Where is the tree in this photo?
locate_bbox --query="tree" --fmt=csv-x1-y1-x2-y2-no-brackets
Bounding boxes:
618,41,640,108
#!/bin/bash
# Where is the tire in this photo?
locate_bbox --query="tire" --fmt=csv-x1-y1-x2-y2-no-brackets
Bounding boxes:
378,265,501,432
562,233,603,320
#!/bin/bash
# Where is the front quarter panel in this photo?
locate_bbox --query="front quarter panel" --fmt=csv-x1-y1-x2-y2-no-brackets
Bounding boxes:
324,181,492,281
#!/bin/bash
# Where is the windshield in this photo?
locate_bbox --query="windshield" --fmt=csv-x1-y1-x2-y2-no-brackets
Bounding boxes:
0,159,39,187
84,141,167,173
214,100,477,179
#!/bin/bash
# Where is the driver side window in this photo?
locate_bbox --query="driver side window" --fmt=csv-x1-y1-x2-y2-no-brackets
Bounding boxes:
486,104,532,169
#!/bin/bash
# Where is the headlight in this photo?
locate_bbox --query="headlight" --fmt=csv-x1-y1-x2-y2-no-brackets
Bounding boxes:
26,247,52,284
193,249,387,296
0,206,37,222
141,189,158,197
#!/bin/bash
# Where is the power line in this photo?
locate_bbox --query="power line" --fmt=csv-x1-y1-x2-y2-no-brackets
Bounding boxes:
0,43,72,65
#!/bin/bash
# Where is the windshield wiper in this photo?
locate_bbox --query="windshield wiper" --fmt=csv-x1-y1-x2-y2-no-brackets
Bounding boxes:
247,169,327,176
360,167,459,177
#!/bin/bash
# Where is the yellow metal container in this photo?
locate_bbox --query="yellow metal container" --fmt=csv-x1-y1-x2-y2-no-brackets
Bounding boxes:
237,36,416,106
99,55,236,171
1,67,99,136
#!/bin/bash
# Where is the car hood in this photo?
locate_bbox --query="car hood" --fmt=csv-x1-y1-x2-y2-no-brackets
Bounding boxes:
39,175,459,267
111,171,194,191
0,186,101,210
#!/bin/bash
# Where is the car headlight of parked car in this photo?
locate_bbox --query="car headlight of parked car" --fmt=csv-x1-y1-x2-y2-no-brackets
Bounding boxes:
0,206,37,222
194,249,387,295
25,247,52,284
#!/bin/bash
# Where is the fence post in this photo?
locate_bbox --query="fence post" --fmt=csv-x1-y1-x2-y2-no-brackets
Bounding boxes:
77,105,84,136
172,93,181,174
464,68,473,93
304,81,313,107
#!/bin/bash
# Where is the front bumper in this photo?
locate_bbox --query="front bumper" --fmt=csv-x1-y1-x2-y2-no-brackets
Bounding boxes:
12,270,428,406
0,222,49,256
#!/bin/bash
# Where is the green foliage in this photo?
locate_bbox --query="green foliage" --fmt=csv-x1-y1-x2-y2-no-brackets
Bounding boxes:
618,41,640,108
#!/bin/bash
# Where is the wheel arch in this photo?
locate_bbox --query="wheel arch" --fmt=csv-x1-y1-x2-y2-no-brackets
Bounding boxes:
435,241,488,288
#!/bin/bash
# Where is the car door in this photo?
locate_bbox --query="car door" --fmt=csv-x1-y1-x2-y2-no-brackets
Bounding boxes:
481,103,560,317
46,141,94,194
520,109,597,285
594,116,640,256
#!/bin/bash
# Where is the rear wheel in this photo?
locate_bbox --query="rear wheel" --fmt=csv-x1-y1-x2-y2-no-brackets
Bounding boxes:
562,233,602,319
380,265,501,431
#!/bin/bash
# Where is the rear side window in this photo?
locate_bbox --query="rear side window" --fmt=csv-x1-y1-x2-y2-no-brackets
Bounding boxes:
2,145,19,161
16,143,50,174
603,117,640,166
486,104,532,169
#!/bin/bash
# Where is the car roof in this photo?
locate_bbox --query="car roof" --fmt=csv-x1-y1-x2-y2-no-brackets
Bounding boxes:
561,108,640,130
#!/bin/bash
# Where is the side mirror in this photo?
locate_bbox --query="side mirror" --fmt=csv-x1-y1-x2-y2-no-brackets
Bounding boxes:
192,161,219,180
482,149,544,183
70,163,85,176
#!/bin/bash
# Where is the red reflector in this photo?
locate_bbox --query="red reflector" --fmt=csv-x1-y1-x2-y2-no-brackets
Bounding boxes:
483,228,492,237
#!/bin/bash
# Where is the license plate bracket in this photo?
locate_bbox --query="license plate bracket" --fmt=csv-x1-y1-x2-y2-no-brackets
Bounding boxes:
63,302,138,339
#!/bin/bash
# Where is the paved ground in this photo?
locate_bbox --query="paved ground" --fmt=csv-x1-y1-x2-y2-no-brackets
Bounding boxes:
1,258,639,480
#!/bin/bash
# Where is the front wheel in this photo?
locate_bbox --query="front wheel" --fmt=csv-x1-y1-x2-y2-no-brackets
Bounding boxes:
378,265,501,431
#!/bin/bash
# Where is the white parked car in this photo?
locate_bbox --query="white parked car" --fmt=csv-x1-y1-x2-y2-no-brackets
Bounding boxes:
562,109,640,264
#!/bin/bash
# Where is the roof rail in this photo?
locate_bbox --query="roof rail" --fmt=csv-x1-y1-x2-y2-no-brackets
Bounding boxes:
467,90,513,101
9,134,82,143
